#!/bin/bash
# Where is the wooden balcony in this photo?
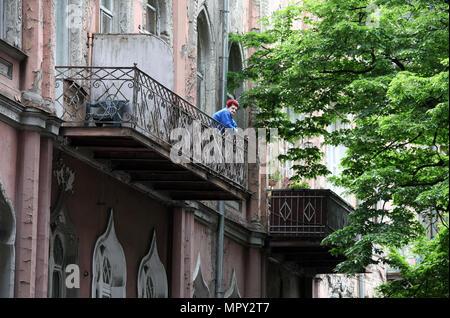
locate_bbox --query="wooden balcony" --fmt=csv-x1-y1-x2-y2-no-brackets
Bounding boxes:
55,66,250,201
267,189,353,274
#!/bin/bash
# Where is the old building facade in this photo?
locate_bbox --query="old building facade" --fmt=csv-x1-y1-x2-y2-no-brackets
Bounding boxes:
0,0,384,298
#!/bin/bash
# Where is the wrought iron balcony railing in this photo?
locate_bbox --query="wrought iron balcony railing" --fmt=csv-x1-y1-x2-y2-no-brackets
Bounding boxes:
269,189,353,238
54,65,248,189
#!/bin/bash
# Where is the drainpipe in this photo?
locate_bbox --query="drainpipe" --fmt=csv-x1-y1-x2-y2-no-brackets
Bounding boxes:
216,0,229,299
359,274,365,298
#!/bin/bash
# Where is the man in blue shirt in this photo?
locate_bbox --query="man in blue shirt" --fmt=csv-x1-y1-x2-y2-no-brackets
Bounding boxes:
212,99,239,133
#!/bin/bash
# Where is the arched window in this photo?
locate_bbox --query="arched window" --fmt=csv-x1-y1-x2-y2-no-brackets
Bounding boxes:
196,9,214,114
96,246,113,298
227,43,247,128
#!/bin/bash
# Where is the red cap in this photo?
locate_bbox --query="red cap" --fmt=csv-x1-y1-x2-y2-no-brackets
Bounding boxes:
226,99,239,108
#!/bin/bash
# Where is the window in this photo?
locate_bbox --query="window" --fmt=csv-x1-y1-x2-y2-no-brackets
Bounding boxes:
55,0,69,66
146,0,157,34
0,57,12,79
196,29,205,110
196,10,211,112
97,250,112,298
100,0,113,33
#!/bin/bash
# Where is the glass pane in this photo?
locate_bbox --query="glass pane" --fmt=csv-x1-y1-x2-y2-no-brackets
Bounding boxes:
52,271,61,298
147,7,157,34
101,11,112,33
102,257,112,284
53,236,64,265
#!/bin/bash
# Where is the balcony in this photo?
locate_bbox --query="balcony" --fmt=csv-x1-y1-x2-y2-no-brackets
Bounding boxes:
267,189,353,274
54,66,250,201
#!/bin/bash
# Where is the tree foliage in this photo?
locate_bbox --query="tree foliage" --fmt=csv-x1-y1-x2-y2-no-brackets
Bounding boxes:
232,0,449,296
376,222,449,297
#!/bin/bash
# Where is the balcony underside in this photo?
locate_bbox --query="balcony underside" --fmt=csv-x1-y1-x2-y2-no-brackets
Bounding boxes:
267,189,352,275
61,126,251,201
268,238,346,275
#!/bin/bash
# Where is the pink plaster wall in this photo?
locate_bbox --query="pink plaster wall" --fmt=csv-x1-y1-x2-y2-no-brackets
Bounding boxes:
51,151,171,298
193,220,250,297
42,0,55,102
0,121,18,205
194,220,215,288
14,130,41,297
222,236,246,296
21,0,44,93
133,0,144,33
172,2,189,98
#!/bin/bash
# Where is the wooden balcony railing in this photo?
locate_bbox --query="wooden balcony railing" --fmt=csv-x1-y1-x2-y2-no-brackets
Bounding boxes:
269,189,353,238
54,65,248,190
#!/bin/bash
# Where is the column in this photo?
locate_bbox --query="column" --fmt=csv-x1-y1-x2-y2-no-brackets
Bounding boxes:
14,130,41,297
34,137,53,297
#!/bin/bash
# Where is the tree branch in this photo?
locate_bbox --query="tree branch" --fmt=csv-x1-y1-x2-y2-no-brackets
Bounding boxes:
391,57,406,71
399,176,448,187
412,159,445,177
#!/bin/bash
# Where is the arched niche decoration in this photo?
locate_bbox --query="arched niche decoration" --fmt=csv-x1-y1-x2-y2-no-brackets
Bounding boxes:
91,209,127,298
137,229,168,298
192,252,210,298
224,269,241,298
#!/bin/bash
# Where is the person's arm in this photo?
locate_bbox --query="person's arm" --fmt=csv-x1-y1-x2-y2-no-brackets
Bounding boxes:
222,111,238,130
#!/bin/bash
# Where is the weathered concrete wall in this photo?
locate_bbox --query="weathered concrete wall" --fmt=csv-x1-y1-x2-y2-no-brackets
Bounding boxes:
92,33,174,90
2,0,22,48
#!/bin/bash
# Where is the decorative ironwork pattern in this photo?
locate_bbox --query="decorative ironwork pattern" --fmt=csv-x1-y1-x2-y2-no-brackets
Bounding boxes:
55,66,248,189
